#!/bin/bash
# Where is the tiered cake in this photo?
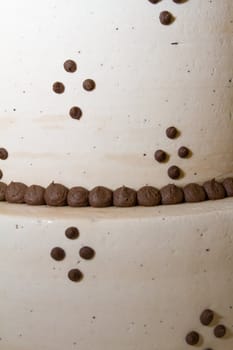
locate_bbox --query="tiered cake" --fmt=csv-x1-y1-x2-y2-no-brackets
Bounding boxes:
0,0,233,349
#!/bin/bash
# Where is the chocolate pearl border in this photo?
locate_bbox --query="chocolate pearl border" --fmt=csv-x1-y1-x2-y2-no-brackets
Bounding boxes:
1,178,233,207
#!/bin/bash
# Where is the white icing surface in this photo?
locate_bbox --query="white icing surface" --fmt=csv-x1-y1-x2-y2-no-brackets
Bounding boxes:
0,0,232,188
0,199,233,349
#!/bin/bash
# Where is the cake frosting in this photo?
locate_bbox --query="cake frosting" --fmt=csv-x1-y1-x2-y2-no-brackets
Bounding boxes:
0,0,233,349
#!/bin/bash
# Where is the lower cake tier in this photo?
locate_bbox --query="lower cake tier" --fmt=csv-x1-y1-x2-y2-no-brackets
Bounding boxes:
0,199,233,350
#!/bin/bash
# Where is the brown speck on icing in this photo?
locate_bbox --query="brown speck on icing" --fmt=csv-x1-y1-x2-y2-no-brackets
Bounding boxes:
137,186,161,206
0,182,7,201
24,185,45,205
79,246,95,260
44,183,68,206
83,79,96,91
64,59,77,73
89,186,113,207
166,126,178,139
0,170,2,180
50,247,66,261
214,325,226,338
185,331,200,345
168,165,181,180
159,11,174,25
113,186,137,207
52,81,65,94
5,182,28,204
154,150,167,163
69,106,82,120
148,0,161,3
184,183,206,203
203,179,226,200
0,148,8,160
160,184,184,205
200,309,214,326
65,227,79,240
67,187,89,207
68,269,83,282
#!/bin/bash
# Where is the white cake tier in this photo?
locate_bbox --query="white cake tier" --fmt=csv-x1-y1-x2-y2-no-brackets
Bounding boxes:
0,0,233,188
0,199,233,350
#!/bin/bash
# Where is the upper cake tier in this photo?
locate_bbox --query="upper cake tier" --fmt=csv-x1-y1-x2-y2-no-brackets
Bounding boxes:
0,0,232,189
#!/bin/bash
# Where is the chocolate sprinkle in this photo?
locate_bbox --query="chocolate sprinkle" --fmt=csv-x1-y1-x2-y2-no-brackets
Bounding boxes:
5,182,28,204
184,183,206,203
53,82,65,94
200,309,214,326
79,246,95,260
67,187,89,207
178,146,189,158
185,331,200,345
24,185,45,205
154,150,167,163
68,269,83,282
168,166,181,179
0,148,8,160
214,325,226,338
166,126,178,139
203,179,226,200
50,247,66,261
161,184,184,205
223,177,233,197
113,186,137,207
83,79,96,91
137,186,161,206
65,227,79,240
89,186,113,207
148,0,161,3
64,59,77,73
0,170,2,180
44,183,68,206
69,106,82,120
0,182,7,201
159,11,173,25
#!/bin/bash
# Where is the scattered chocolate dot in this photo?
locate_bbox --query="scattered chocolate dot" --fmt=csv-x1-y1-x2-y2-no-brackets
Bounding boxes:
137,186,161,206
154,150,167,163
159,11,173,25
68,269,83,282
0,170,2,180
203,179,226,200
113,186,137,207
65,227,79,240
185,331,200,345
0,182,7,201
148,0,161,3
69,106,82,120
178,146,189,158
67,187,89,207
50,247,65,261
89,186,113,207
0,148,8,160
184,183,206,203
166,126,178,139
79,247,95,260
168,166,181,179
83,79,96,91
64,59,77,73
160,184,184,205
214,325,226,338
44,182,68,206
5,182,28,204
200,309,214,326
24,185,45,205
223,177,233,197
173,0,188,3
53,82,65,94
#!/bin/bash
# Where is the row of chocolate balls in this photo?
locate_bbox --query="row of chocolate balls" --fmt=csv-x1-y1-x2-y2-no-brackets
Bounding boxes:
0,178,233,207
